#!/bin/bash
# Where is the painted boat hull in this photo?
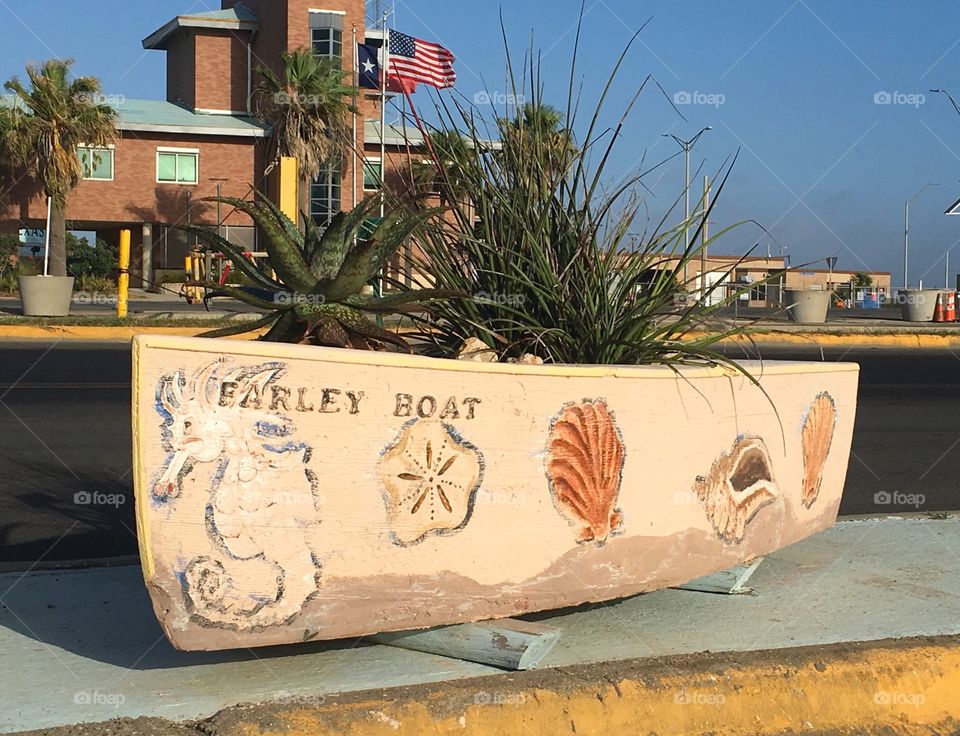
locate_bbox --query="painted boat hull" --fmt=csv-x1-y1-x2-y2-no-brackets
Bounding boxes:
132,335,859,651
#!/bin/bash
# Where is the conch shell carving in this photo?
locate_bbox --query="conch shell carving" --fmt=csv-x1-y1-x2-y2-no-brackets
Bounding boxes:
694,435,778,543
801,392,836,508
546,399,625,545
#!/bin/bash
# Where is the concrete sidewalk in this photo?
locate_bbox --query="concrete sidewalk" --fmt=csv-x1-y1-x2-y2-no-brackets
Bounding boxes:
0,289,261,322
2,516,959,734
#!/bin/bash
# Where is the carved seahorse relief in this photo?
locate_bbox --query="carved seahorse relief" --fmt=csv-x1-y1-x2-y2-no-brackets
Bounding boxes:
155,359,321,630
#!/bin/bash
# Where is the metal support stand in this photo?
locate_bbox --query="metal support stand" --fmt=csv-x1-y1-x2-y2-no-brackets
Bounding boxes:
371,618,561,671
675,558,764,595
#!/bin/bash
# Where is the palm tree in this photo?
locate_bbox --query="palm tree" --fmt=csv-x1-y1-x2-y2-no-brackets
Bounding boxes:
254,49,358,222
411,129,473,202
0,59,118,277
498,103,577,189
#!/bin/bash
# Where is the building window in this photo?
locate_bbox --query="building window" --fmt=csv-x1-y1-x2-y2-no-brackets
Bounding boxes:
310,10,345,60
311,164,342,224
78,146,114,181
157,148,199,184
749,281,768,302
363,160,382,190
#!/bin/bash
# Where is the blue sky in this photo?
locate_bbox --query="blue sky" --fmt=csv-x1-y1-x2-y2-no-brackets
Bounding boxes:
3,1,960,284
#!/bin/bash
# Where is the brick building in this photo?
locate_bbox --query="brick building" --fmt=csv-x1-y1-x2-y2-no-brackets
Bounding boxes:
0,0,420,287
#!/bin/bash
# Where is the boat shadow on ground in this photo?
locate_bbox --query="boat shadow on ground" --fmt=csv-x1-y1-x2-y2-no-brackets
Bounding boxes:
0,562,376,669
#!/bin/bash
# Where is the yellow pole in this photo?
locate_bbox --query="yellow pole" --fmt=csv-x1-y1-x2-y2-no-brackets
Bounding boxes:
118,229,131,319
278,156,299,224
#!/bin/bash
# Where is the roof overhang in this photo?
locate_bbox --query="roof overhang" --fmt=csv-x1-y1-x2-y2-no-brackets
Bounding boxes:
118,121,268,138
143,11,259,50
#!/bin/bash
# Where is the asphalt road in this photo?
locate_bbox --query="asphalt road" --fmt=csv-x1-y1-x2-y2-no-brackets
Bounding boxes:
1,340,959,564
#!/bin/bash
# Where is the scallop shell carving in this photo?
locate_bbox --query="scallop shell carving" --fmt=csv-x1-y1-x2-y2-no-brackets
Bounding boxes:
801,392,836,509
694,435,779,544
545,399,625,545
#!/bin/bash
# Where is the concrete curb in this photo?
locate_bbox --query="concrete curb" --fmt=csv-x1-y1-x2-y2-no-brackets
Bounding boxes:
20,635,960,735
5,325,960,347
0,325,260,341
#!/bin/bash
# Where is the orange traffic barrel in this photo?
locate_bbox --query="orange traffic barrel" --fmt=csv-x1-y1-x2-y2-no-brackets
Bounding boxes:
946,291,957,322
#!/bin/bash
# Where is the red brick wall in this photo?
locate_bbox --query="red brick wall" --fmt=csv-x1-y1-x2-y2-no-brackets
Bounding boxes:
166,31,196,109
0,133,264,228
218,1,375,211
223,0,287,80
194,29,252,113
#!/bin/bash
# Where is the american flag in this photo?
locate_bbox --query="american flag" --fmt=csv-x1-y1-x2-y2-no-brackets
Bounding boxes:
387,29,456,92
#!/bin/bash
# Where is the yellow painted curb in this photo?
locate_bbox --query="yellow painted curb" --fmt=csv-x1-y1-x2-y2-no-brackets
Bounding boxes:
5,324,960,348
203,636,960,736
697,331,960,349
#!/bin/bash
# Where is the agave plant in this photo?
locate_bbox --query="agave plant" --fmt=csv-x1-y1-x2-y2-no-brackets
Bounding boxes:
180,194,453,350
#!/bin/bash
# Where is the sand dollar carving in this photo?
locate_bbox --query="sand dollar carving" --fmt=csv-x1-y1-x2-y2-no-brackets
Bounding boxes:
801,392,837,509
546,399,625,545
380,420,484,546
694,435,779,543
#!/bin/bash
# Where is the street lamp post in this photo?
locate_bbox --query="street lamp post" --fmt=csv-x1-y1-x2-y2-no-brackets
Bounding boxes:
904,182,939,289
826,256,838,294
663,126,712,287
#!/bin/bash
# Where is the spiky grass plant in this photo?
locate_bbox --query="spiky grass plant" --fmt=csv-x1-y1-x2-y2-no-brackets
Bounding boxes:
180,194,455,350
394,19,771,367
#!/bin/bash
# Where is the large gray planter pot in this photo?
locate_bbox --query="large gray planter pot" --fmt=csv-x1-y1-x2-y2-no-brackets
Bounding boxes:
897,289,942,322
784,289,831,323
18,275,75,317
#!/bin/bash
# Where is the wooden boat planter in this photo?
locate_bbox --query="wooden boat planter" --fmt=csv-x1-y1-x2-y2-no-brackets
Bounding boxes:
132,334,858,651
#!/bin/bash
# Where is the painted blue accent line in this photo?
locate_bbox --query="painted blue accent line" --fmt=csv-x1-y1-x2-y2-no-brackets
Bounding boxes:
256,421,294,438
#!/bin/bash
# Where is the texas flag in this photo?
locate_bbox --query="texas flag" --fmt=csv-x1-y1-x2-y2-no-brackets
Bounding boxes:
357,31,456,94
357,43,381,90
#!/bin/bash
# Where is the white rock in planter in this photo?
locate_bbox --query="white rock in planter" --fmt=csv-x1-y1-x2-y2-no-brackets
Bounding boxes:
457,336,498,362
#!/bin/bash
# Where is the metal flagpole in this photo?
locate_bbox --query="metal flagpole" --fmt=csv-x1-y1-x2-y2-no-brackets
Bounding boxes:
379,11,389,220
351,23,359,210
374,11,389,311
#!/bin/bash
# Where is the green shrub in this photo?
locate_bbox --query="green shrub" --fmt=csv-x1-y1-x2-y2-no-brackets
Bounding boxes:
0,233,21,293
397,22,761,367
67,234,117,280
